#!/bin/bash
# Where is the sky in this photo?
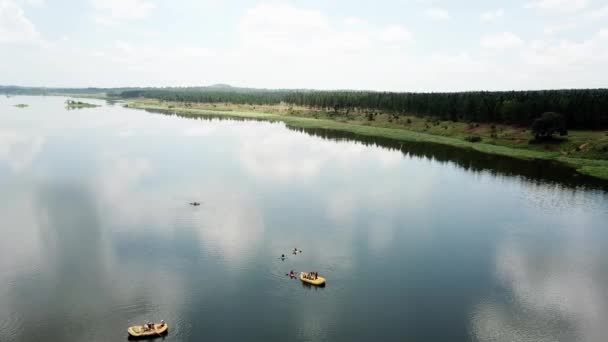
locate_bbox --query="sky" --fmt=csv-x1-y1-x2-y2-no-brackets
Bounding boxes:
0,0,607,91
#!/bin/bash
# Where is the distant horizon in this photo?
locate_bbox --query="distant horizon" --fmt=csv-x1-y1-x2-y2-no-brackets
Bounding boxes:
1,83,607,93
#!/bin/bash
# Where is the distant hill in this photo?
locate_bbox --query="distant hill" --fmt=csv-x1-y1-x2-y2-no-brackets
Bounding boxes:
207,84,234,89
0,84,315,96
0,85,136,95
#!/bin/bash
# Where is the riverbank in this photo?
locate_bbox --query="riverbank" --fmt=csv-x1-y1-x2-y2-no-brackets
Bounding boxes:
125,100,608,181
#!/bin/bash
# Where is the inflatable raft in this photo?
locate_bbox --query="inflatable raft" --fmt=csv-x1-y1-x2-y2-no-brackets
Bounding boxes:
300,272,326,286
127,323,168,338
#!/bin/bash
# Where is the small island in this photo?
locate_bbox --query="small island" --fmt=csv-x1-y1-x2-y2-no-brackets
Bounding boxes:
14,103,28,108
65,99,100,109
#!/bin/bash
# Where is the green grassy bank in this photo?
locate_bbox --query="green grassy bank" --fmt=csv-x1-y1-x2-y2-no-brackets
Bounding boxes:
125,100,608,181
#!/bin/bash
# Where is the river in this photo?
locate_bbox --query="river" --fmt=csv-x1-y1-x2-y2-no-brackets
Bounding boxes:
1,96,607,341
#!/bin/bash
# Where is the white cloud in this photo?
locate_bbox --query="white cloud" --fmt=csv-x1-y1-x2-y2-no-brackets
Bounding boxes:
20,0,45,7
238,3,330,48
379,25,413,44
543,22,577,35
239,3,352,57
523,29,608,69
589,5,608,19
480,32,524,50
425,7,450,20
0,0,39,43
480,9,504,22
343,16,367,26
526,0,587,12
0,3,414,89
3,2,608,91
92,0,155,25
236,3,412,55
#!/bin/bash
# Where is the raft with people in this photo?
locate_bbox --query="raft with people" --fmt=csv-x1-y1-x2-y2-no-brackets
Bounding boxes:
127,321,168,338
300,272,325,286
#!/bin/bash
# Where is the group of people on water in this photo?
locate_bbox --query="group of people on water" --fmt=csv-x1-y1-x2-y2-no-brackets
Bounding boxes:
281,247,322,281
304,272,319,280
142,320,165,332
286,270,319,280
280,248,303,260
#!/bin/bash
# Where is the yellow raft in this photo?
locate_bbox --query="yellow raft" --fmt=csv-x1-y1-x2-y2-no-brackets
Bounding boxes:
127,323,169,338
300,272,326,286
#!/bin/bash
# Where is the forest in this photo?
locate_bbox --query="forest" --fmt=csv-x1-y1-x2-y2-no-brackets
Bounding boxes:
118,88,608,129
2,85,607,129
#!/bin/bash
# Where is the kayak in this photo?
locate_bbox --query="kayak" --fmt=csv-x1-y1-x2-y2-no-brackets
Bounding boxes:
127,323,169,338
300,272,326,286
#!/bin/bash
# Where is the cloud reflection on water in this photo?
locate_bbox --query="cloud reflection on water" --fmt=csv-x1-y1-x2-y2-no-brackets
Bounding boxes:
0,131,45,172
238,125,403,183
471,215,608,342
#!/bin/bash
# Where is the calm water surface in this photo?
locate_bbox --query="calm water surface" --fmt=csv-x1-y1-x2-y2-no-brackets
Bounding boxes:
1,96,607,341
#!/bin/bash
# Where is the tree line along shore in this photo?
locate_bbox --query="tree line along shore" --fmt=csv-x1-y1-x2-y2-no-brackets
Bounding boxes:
117,88,608,129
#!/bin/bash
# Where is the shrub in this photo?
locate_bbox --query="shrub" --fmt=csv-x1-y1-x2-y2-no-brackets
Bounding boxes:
465,135,482,143
531,112,568,141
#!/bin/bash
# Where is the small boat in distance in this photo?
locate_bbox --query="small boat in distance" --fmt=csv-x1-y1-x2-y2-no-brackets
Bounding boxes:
300,272,326,286
127,321,168,338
